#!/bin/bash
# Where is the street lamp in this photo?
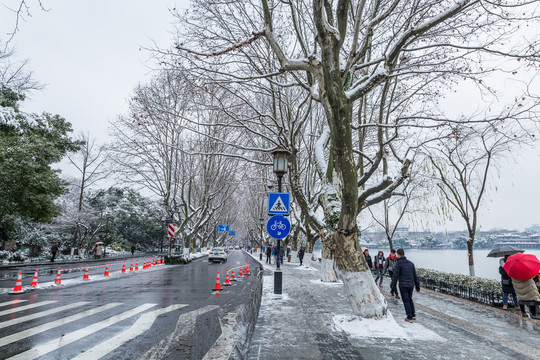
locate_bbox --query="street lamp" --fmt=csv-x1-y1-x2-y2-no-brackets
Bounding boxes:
259,218,265,261
105,212,110,258
271,148,290,295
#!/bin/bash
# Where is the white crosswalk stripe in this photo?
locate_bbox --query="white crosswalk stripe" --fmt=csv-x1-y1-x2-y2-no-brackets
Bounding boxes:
7,303,157,359
0,299,27,307
72,304,188,360
0,301,89,329
0,300,57,316
0,303,122,347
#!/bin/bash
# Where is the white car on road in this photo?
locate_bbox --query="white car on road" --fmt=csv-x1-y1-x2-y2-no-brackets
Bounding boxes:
208,247,228,263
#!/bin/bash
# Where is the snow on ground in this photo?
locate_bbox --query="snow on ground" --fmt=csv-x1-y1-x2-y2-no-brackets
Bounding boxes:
255,252,444,343
1,262,173,295
333,313,445,341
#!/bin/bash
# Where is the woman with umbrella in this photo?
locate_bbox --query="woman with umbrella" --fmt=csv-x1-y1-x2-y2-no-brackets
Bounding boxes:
504,253,540,318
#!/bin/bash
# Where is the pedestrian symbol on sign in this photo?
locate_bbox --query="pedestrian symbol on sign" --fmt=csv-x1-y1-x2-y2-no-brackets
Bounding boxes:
268,192,290,215
270,196,287,212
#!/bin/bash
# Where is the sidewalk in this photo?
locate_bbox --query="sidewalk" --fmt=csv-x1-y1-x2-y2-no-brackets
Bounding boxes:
247,256,540,360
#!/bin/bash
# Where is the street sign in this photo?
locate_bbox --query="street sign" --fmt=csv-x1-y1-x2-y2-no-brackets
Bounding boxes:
167,223,177,237
268,193,290,215
217,224,229,232
229,231,235,236
266,215,291,239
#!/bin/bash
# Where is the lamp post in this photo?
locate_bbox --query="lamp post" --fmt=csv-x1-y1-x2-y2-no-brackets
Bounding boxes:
259,218,265,261
161,217,166,253
105,212,110,258
271,148,290,295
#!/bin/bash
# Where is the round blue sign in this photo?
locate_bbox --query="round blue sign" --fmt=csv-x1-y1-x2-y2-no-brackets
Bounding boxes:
266,215,291,239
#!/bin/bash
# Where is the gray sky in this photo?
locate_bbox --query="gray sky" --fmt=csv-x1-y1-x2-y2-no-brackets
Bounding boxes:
1,1,539,232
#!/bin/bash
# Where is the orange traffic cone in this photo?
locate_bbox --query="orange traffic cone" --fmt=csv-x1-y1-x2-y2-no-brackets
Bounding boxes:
231,267,237,281
54,268,62,285
224,269,231,286
104,263,110,277
135,260,139,271
121,261,126,273
30,269,39,288
129,260,134,272
245,263,251,276
212,271,222,292
9,272,25,294
238,266,244,278
83,265,90,280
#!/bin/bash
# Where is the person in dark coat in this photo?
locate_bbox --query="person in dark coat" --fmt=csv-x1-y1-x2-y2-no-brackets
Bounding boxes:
279,245,285,265
50,243,59,262
373,251,385,286
363,249,373,272
131,244,136,255
499,257,520,310
265,246,272,264
384,249,399,298
390,248,420,323
298,247,305,266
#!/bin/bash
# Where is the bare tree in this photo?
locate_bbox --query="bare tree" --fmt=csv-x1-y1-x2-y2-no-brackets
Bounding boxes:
427,122,534,276
168,0,540,317
65,133,108,255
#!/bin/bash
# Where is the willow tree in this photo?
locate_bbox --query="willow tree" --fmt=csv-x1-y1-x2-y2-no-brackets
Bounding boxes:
170,0,540,317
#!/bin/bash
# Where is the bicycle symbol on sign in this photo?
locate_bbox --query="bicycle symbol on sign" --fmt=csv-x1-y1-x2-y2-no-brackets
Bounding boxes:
270,220,287,231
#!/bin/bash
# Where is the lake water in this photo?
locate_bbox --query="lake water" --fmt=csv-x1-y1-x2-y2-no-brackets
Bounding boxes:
313,248,540,281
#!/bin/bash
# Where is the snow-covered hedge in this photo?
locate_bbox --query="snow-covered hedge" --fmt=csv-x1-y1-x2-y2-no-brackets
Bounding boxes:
0,250,28,263
417,268,503,306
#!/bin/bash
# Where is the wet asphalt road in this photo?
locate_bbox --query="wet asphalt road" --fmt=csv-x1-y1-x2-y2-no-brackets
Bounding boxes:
0,250,259,359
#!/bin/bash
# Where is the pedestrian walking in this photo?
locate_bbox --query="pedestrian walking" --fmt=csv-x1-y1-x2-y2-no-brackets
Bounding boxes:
499,257,520,311
272,246,278,264
265,246,272,264
131,244,135,255
50,243,59,262
390,248,420,323
374,251,385,286
363,248,373,272
279,245,285,265
96,244,103,259
384,249,399,298
298,247,305,266
287,247,291,262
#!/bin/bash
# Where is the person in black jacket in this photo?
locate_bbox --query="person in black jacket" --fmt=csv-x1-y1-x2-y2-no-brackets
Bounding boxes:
363,248,373,272
499,256,520,310
390,248,420,323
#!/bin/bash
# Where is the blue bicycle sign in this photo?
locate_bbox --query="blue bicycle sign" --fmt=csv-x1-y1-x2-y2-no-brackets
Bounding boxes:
266,215,291,239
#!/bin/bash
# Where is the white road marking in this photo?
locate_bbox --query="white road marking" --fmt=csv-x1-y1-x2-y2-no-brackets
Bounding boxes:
72,304,188,360
0,299,27,307
0,300,57,316
203,311,238,360
137,305,220,360
0,301,89,329
7,303,157,360
0,303,122,348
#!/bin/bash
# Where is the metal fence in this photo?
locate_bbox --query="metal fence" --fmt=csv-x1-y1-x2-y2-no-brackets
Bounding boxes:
418,275,503,306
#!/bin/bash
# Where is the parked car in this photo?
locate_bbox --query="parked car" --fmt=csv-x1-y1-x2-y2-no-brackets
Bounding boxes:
208,247,227,263
234,245,240,250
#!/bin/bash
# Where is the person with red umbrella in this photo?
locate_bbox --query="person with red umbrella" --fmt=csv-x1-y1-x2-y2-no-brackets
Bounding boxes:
504,253,540,317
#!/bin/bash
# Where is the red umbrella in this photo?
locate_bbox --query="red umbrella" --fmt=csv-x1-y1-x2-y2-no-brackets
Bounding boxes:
503,253,540,281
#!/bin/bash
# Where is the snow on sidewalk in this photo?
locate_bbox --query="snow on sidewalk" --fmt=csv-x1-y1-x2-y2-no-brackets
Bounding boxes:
247,258,540,360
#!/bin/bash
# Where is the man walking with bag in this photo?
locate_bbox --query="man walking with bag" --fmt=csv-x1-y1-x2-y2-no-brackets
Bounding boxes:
390,248,420,323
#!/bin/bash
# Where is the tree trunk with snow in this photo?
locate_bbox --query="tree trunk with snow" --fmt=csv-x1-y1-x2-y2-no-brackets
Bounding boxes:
320,242,339,282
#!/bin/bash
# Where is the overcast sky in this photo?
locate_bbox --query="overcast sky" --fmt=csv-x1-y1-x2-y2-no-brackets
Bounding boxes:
1,1,540,233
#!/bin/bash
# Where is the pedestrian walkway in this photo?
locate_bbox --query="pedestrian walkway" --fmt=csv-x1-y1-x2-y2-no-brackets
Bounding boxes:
247,257,540,360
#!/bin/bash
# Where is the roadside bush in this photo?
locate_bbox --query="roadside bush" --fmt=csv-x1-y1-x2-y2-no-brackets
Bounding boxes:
164,255,191,265
0,250,28,262
417,268,502,306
